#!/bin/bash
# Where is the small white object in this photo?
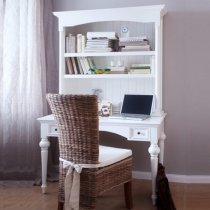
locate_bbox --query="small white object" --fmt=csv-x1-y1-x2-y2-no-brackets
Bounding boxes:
121,25,128,33
121,25,129,37
110,60,115,67
92,89,103,102
117,60,124,67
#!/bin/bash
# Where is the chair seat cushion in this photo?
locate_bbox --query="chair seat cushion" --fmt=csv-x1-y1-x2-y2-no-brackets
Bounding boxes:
98,145,132,167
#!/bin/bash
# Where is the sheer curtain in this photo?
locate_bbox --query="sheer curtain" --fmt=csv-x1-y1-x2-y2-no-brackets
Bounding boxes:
0,0,56,179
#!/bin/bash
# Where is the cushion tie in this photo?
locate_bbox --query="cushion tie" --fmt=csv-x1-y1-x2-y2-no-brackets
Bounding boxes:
59,158,98,210
59,146,132,210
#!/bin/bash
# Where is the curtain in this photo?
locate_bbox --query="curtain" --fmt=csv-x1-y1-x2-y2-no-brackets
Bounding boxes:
0,0,56,180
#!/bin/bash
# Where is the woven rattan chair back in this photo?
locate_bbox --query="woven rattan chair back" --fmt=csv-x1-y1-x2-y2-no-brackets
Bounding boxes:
46,94,99,164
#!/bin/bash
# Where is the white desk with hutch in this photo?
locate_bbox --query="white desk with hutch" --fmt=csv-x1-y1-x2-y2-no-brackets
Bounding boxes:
38,5,167,205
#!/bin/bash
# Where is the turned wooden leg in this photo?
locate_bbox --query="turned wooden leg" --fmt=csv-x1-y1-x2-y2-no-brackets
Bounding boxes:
124,181,133,209
148,143,160,205
58,202,64,210
39,138,50,194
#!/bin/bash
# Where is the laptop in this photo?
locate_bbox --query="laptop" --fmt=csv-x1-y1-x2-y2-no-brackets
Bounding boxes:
110,94,153,120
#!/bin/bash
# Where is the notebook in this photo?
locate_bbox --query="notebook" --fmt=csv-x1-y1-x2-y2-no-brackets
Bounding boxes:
110,94,153,120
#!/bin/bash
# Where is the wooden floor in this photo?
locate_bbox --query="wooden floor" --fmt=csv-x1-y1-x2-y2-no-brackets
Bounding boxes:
0,179,210,210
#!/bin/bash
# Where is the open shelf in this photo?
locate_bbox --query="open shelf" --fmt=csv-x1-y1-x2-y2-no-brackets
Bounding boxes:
64,51,156,57
64,73,155,79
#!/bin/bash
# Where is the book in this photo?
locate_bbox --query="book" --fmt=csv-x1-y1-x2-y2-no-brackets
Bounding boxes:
71,57,78,74
78,57,87,74
128,69,151,74
104,71,127,74
80,57,91,74
86,39,110,44
129,63,151,74
119,36,147,42
130,66,150,70
73,57,80,74
70,35,76,52
87,32,118,40
107,66,127,71
119,36,150,51
122,45,150,50
65,34,76,53
76,57,84,74
77,34,83,53
119,40,149,47
66,57,74,74
121,45,150,51
65,36,69,53
85,36,119,52
131,64,151,68
84,48,112,52
87,57,96,69
81,35,86,52
128,62,151,74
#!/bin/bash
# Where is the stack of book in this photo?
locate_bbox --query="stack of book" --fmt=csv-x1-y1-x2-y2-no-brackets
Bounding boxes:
65,34,76,53
128,64,151,74
104,66,127,74
85,32,119,52
65,33,86,53
66,57,96,75
119,36,150,51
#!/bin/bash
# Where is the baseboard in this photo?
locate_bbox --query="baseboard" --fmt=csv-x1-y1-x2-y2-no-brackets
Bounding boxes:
132,170,210,184
132,171,151,180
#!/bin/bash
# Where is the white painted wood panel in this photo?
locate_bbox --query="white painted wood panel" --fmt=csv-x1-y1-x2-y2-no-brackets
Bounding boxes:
54,5,166,116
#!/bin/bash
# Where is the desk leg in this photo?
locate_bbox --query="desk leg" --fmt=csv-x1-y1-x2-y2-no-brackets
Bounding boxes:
148,143,160,205
159,132,166,164
39,138,50,194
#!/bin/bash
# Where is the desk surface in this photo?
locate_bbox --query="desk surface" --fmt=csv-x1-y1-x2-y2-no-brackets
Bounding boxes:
37,114,166,126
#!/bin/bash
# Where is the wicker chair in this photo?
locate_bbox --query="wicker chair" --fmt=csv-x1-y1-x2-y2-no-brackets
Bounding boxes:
46,94,133,210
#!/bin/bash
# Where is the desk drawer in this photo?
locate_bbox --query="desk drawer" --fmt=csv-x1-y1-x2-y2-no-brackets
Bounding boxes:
49,125,58,136
129,128,150,141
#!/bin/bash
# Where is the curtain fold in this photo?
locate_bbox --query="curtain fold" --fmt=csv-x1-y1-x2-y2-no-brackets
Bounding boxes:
0,0,55,179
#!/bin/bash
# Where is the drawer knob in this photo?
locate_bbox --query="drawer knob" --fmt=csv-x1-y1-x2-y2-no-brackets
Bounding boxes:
55,128,58,131
137,131,141,135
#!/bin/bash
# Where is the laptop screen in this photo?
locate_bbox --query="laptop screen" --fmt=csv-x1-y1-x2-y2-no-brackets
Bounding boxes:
121,94,153,115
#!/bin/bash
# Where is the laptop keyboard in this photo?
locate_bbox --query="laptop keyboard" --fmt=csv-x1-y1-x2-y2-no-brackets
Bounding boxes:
109,114,150,120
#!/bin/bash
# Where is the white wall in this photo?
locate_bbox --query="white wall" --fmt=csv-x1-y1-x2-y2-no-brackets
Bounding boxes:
52,0,210,176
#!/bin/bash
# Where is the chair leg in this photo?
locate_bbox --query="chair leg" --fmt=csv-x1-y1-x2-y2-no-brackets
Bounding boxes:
124,181,133,209
58,201,64,210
